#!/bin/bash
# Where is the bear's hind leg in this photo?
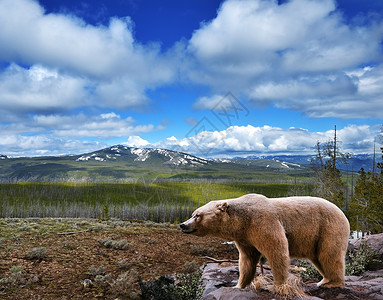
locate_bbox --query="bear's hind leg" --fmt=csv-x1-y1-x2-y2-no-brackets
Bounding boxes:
310,259,331,287
234,242,261,289
316,251,345,288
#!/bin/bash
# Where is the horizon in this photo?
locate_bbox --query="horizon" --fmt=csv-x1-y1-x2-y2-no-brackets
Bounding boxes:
0,0,382,158
1,143,380,161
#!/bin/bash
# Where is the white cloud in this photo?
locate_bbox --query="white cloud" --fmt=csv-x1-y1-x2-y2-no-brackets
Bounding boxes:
188,0,383,119
0,134,106,157
193,95,226,111
155,124,377,157
123,136,151,148
0,0,176,114
0,64,88,116
0,0,169,79
32,113,160,138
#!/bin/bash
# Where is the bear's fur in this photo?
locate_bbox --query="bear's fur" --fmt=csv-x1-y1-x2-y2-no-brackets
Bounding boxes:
180,194,350,293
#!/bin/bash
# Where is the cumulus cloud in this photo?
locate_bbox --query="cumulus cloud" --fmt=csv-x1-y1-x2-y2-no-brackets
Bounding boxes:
0,64,88,118
123,136,151,148
0,0,172,79
0,134,106,157
188,0,383,118
155,124,377,157
0,0,176,114
31,113,162,138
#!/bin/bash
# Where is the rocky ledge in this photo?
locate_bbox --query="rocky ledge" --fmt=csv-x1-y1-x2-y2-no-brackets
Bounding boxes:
201,233,383,300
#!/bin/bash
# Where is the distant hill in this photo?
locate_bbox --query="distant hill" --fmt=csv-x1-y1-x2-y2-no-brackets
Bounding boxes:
0,145,311,182
74,145,210,166
0,145,378,182
238,154,378,172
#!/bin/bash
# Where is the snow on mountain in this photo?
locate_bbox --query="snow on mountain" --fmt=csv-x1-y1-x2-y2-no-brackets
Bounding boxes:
73,145,379,171
75,145,209,167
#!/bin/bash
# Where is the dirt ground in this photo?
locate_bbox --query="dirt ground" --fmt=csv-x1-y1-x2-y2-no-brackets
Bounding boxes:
0,218,238,300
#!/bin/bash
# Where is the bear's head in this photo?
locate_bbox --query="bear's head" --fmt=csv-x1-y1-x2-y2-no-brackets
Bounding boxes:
179,200,229,237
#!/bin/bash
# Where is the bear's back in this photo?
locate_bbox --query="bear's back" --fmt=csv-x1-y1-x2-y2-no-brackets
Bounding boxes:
228,194,349,258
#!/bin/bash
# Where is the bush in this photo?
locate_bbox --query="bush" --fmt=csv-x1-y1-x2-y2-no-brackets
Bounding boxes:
174,269,204,300
110,271,139,299
346,240,379,276
88,265,106,276
181,261,200,274
297,240,381,281
27,247,47,260
139,276,177,300
138,269,204,300
296,260,322,282
189,244,214,257
0,266,39,289
98,238,130,250
117,257,144,270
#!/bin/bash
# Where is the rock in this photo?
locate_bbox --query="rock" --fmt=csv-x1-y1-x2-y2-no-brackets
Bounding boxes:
202,234,383,300
202,263,238,297
202,287,261,300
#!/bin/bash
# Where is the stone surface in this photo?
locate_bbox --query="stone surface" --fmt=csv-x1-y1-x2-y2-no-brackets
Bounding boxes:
202,234,383,300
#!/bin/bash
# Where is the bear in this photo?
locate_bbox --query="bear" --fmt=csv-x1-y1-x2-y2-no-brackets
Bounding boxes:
180,194,350,294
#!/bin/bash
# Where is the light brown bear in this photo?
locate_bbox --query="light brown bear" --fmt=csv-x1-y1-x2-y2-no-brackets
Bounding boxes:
180,194,350,293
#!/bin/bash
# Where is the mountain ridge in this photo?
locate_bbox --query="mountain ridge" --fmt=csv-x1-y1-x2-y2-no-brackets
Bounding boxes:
0,145,378,181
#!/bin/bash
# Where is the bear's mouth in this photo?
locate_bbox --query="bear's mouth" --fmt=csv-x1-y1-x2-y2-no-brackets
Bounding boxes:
181,228,197,234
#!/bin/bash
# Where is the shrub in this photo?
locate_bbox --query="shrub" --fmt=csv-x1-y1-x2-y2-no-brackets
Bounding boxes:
139,276,177,300
27,247,47,260
94,273,112,288
182,261,200,274
88,265,106,276
189,244,214,256
138,269,204,300
91,271,139,299
297,241,381,281
117,257,143,270
174,269,204,300
0,266,39,289
296,260,322,282
110,271,139,299
346,240,379,276
98,238,130,250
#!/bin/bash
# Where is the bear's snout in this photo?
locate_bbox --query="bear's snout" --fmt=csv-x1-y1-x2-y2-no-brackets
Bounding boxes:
179,219,197,234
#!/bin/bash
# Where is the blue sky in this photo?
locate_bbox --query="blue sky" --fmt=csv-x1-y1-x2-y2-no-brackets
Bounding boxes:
0,0,382,158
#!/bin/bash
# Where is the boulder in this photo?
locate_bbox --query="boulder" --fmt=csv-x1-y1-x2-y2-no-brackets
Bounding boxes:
202,234,383,300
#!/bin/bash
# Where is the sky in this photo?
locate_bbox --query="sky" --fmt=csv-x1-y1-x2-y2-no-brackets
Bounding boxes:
0,0,382,158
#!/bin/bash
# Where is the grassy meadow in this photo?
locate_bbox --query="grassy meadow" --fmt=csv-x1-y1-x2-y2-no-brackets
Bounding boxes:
0,181,313,222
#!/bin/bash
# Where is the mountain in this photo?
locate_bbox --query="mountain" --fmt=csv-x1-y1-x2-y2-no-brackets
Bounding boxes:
240,154,378,172
74,145,209,166
214,158,304,170
1,145,378,182
0,145,216,182
0,145,312,182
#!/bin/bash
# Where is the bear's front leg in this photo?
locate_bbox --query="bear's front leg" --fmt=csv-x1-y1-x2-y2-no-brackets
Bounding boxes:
234,242,261,289
258,231,290,291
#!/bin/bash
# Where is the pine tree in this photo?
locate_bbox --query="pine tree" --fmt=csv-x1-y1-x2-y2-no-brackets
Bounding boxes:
348,146,383,234
312,126,350,210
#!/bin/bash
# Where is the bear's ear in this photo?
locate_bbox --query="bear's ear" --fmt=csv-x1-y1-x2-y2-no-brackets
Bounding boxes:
216,202,228,213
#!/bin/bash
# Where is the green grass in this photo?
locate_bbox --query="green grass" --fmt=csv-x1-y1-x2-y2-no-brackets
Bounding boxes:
0,181,314,222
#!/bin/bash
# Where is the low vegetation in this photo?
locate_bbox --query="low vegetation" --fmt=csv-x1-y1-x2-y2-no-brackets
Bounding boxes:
297,240,381,282
0,181,313,222
0,217,237,299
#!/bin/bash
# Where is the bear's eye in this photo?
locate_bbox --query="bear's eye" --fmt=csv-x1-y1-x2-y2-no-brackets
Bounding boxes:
194,214,200,219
